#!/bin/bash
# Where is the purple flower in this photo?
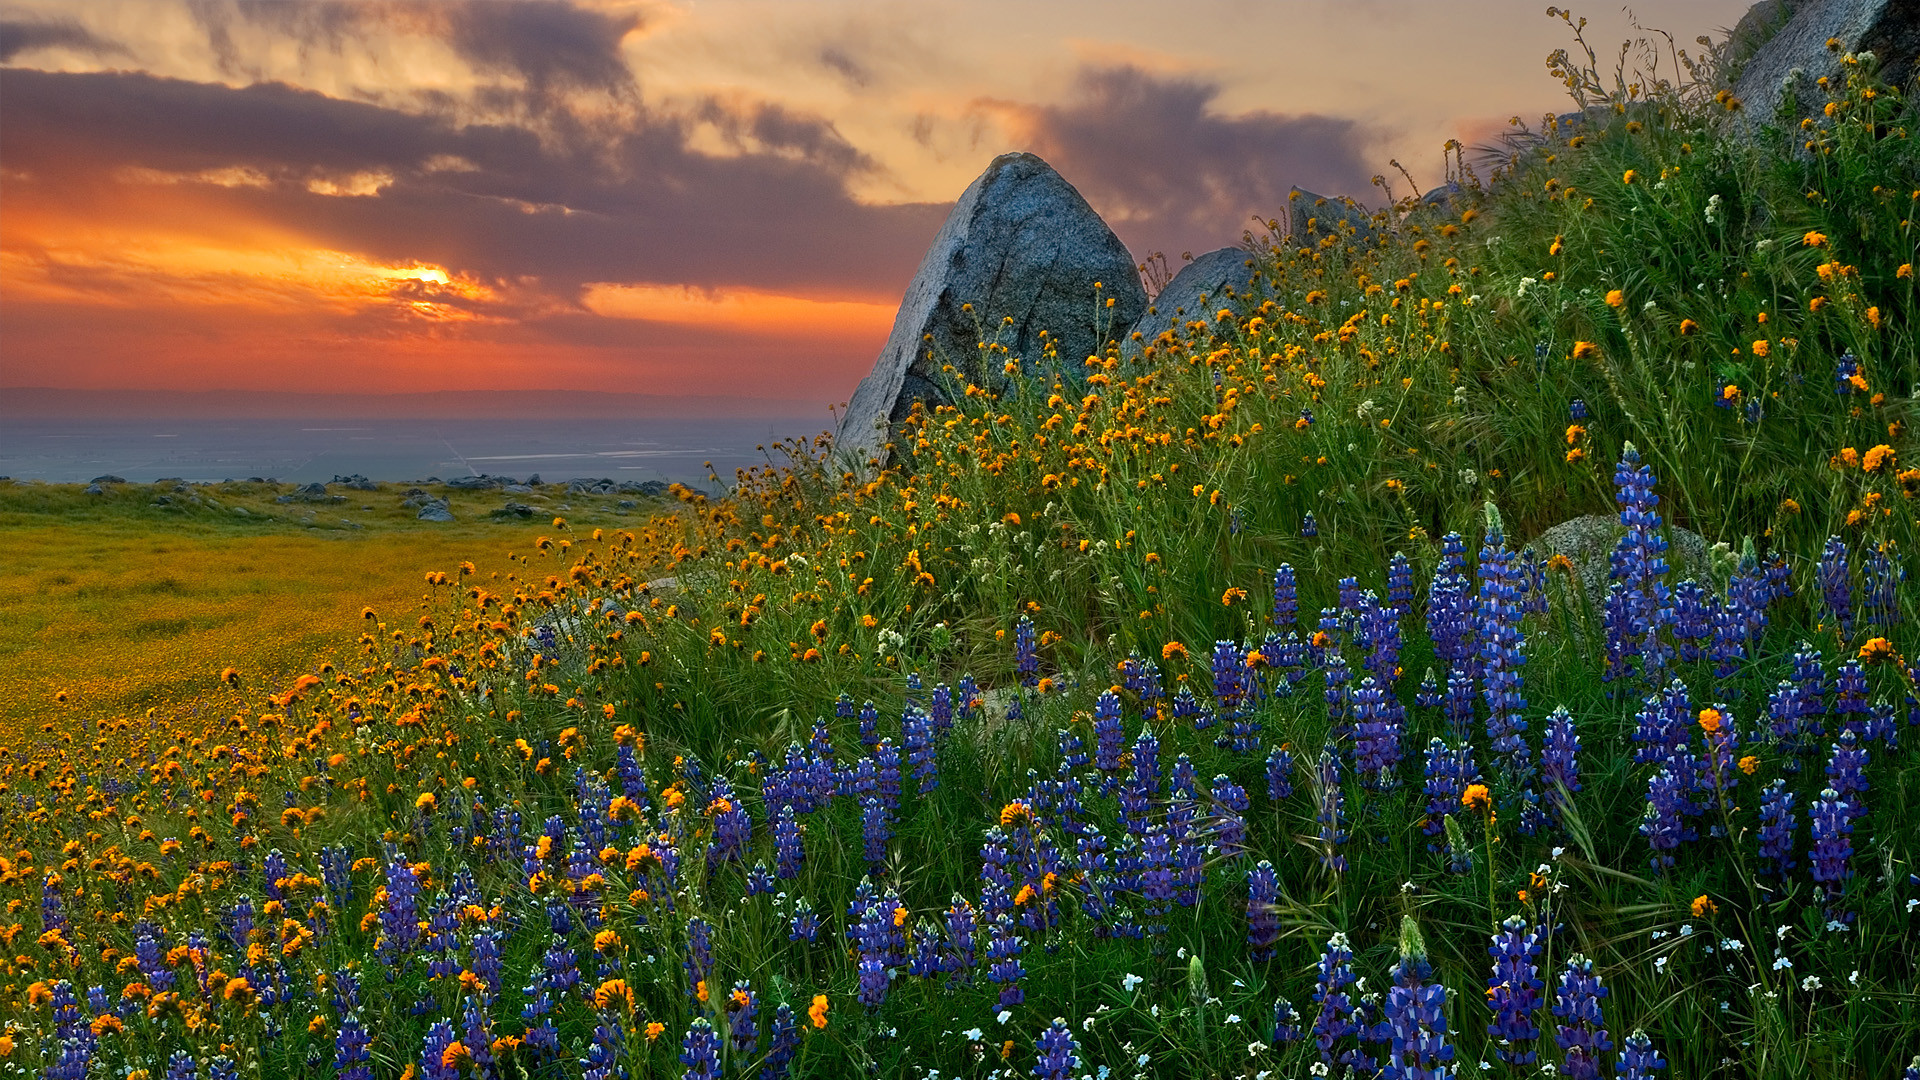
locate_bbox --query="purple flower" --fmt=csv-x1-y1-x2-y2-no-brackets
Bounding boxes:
1310,932,1371,1074
1386,930,1455,1080
726,981,759,1055
761,1003,800,1080
1246,860,1280,961
1641,767,1695,871
904,706,938,793
986,914,1025,1008
1016,615,1040,688
1820,536,1854,638
1273,564,1300,629
1092,691,1125,774
1757,779,1797,884
945,896,978,979
1478,507,1530,778
1212,776,1250,857
788,897,818,943
1315,749,1348,873
1388,552,1415,617
1352,675,1404,790
1487,916,1545,1064
680,1019,721,1080
334,1011,372,1080
1034,1018,1081,1079
1810,787,1854,906
774,803,804,879
1302,511,1319,538
1541,706,1581,812
1606,444,1674,685
1617,1029,1667,1079
1551,955,1613,1080
861,796,893,874
1267,746,1295,801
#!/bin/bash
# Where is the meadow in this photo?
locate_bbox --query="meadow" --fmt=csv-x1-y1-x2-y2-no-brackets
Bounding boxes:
5,22,1919,1080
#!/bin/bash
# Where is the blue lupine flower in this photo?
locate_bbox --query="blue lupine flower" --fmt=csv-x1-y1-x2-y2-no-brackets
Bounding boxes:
1315,748,1348,873
1617,1030,1667,1079
421,1022,458,1080
775,803,804,879
1820,536,1854,638
1825,731,1869,812
1352,675,1403,790
1016,615,1040,688
726,981,759,1055
761,1003,800,1080
987,914,1026,1007
1266,746,1295,801
1833,659,1870,739
335,1010,373,1080
945,896,978,980
685,917,712,1001
1092,690,1126,774
1669,579,1712,663
1388,552,1415,617
1541,706,1581,812
1246,860,1280,961
461,995,495,1077
861,796,893,875
1487,916,1545,1064
1140,825,1175,937
1551,955,1612,1080
1386,933,1455,1080
875,738,903,810
708,779,752,869
1810,787,1854,907
1310,932,1371,1075
788,897,818,943
1864,544,1902,626
1033,1017,1080,1079
1570,398,1588,419
208,1060,237,1080
582,1016,625,1080
1641,767,1695,871
1835,351,1859,394
1606,444,1674,685
1302,511,1319,538
1757,779,1797,885
904,706,938,793
1273,998,1304,1044
1324,652,1353,741
167,1051,198,1080
1478,504,1531,777
1212,776,1250,856
681,1018,721,1080
1273,564,1299,628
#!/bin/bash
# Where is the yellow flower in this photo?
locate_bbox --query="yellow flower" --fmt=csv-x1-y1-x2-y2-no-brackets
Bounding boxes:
645,1022,666,1041
1698,708,1723,734
1802,230,1827,247
1859,637,1896,664
1622,169,1637,185
1461,784,1492,814
1751,339,1770,358
1161,641,1188,662
1679,318,1699,336
1605,289,1626,309
1572,341,1600,360
414,793,436,812
1863,444,1895,473
1690,894,1718,917
809,994,830,1029
1737,755,1760,776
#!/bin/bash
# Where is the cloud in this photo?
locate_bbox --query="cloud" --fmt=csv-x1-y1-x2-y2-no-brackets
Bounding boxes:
0,17,129,62
984,64,1380,258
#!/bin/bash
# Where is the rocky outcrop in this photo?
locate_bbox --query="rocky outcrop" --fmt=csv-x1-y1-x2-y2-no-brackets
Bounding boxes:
1530,514,1712,609
1124,247,1263,360
835,152,1145,469
417,497,455,523
1732,0,1918,136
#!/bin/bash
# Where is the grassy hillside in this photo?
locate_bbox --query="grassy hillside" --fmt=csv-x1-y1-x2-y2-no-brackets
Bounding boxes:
4,25,1916,1080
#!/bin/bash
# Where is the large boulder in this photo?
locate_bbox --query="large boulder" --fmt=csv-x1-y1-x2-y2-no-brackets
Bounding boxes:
1530,514,1712,609
1732,0,1918,137
1124,247,1262,360
835,152,1145,469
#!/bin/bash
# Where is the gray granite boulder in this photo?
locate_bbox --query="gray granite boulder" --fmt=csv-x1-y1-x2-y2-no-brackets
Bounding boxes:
1530,514,1711,609
1733,0,1917,137
417,498,455,523
1288,187,1377,247
835,152,1145,469
1124,247,1262,359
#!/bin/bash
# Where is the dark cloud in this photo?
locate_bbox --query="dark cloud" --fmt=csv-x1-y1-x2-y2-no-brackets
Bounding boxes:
994,64,1379,258
0,17,129,62
0,66,943,300
182,0,642,108
818,45,870,88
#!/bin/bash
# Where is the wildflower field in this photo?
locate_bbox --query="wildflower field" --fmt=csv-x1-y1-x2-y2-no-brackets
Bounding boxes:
7,21,1920,1080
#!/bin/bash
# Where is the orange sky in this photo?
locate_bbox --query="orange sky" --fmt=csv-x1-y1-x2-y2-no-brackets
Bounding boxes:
0,0,1753,412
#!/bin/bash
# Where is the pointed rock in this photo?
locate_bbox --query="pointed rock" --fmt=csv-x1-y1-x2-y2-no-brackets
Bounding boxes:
834,152,1144,469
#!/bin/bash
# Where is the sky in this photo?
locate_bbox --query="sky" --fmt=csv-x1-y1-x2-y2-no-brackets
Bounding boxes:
0,0,1753,416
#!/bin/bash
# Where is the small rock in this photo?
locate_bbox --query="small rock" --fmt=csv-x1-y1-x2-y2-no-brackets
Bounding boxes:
233,506,249,516
274,494,294,504
85,483,105,495
618,499,636,509
504,483,532,494
1125,247,1262,360
1288,187,1378,246
526,473,542,485
493,502,536,519
1530,513,1712,609
417,498,456,523
90,474,127,485
446,475,504,490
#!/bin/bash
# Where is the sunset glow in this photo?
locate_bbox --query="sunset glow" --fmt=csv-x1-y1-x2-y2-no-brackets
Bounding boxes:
0,0,1752,409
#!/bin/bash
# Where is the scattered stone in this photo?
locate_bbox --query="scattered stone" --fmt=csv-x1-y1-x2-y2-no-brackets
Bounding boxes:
493,502,536,519
526,474,542,485
1288,187,1377,246
504,483,532,494
618,499,637,509
1530,513,1712,609
616,480,673,497
1125,247,1263,359
232,506,249,516
417,498,456,523
835,151,1146,468
152,495,172,506
1732,0,1917,139
274,494,294,504
332,473,379,491
85,483,104,495
446,475,505,490
567,477,617,495
90,474,126,485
